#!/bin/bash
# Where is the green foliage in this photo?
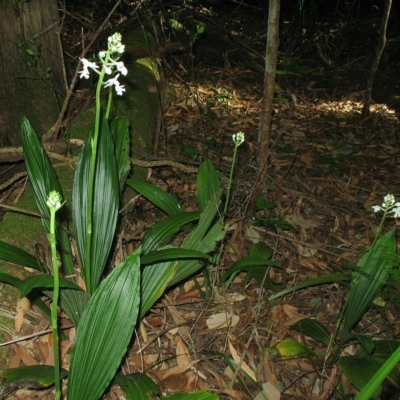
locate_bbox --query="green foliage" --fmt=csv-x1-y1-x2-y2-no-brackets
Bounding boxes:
344,228,396,331
67,250,141,400
222,242,281,290
72,113,119,293
269,212,400,397
0,118,226,398
1,365,68,390
21,117,74,276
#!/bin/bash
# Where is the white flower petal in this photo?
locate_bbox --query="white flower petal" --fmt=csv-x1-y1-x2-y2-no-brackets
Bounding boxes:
78,68,90,79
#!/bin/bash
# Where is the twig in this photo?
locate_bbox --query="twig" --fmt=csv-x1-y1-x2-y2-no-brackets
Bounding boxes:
0,325,73,347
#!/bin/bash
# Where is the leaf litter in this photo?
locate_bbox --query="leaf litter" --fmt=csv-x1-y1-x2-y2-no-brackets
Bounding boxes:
3,14,400,400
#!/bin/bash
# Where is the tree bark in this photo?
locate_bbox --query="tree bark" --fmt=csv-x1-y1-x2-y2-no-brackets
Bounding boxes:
362,0,392,118
0,0,65,147
257,0,280,178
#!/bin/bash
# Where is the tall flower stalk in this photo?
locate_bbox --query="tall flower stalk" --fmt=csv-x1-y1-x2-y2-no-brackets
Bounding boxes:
78,33,127,293
46,191,65,400
224,132,245,215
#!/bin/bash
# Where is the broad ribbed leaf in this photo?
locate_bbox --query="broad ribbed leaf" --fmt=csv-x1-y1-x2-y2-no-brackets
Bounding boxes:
170,222,226,286
222,257,278,285
356,340,400,359
339,356,382,399
0,272,22,289
292,318,331,347
170,194,226,286
2,365,68,389
0,240,45,272
126,179,184,216
344,228,396,332
140,260,176,319
44,288,90,327
111,117,131,189
72,114,119,292
141,212,200,254
67,249,141,400
250,242,274,259
141,248,210,265
197,159,220,211
19,275,82,298
115,373,159,400
20,117,74,276
268,274,350,301
21,117,62,232
183,191,222,249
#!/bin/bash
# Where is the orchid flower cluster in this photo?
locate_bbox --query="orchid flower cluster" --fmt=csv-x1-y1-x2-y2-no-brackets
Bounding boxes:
372,194,400,218
79,32,127,95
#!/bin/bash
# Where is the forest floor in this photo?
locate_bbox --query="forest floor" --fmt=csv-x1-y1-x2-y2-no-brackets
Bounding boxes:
2,1,400,399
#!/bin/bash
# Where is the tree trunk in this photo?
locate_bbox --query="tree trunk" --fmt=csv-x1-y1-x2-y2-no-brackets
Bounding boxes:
362,0,392,118
257,0,280,178
0,0,65,147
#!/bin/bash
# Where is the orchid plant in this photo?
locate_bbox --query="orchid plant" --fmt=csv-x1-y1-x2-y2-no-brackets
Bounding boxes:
0,33,226,400
267,193,400,398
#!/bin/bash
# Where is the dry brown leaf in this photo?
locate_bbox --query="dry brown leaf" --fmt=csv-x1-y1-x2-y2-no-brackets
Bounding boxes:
262,356,278,384
283,304,300,319
206,312,239,330
228,339,256,382
175,336,191,368
157,359,198,381
364,187,378,210
262,381,281,400
14,297,30,333
162,299,189,338
223,387,247,399
15,343,37,366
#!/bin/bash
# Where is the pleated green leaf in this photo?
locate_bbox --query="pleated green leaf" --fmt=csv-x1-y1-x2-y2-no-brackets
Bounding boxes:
1,365,68,389
268,273,350,301
170,193,226,286
356,346,400,400
21,117,62,232
141,248,210,265
291,318,332,347
72,113,119,292
339,356,383,399
140,260,177,319
19,275,82,298
222,257,278,284
0,240,45,272
111,117,131,189
250,241,274,258
356,340,400,359
197,159,220,211
0,272,22,289
141,211,200,254
44,288,90,327
126,179,184,216
114,373,159,400
20,117,74,276
344,228,396,332
67,249,141,400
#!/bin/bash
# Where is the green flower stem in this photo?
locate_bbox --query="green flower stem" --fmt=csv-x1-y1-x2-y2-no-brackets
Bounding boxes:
84,51,111,294
105,88,113,120
47,207,61,400
224,143,239,215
